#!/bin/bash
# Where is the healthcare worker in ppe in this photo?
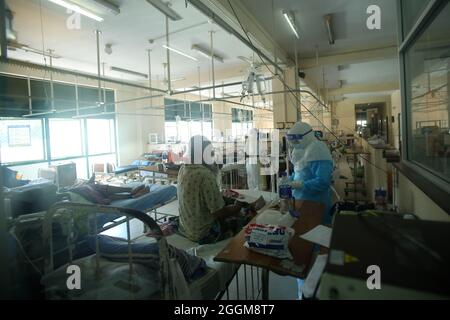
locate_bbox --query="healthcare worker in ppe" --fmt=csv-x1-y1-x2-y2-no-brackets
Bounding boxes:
287,122,334,300
286,122,333,225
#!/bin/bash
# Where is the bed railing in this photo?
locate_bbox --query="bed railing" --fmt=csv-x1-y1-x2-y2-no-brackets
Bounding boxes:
41,202,186,299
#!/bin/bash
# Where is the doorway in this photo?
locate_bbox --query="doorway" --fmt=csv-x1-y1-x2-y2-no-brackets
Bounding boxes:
355,103,387,141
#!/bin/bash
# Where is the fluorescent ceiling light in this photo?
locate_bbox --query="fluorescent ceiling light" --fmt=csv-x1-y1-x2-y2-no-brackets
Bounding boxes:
72,112,115,119
48,0,104,22
110,66,148,79
146,0,182,21
163,45,198,61
191,44,224,63
324,14,334,45
163,77,185,83
282,10,299,39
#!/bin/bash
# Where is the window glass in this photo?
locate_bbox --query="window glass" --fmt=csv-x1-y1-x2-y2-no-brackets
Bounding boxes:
401,0,432,39
405,2,450,181
0,119,45,163
49,119,83,159
53,83,77,113
30,79,52,113
78,86,102,115
0,75,29,117
86,119,116,155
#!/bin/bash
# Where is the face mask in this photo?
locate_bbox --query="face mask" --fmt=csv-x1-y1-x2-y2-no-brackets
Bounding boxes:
290,148,305,165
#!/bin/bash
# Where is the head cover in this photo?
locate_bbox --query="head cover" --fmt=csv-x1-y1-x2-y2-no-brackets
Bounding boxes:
286,122,315,150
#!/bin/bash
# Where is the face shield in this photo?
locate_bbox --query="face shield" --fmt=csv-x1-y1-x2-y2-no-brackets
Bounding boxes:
286,129,313,152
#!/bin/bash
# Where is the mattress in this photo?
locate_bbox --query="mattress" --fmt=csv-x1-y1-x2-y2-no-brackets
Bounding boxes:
41,236,236,300
93,184,177,227
40,255,161,300
110,184,177,212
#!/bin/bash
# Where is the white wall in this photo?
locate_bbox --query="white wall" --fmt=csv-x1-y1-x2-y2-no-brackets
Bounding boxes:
390,90,401,150
394,170,450,221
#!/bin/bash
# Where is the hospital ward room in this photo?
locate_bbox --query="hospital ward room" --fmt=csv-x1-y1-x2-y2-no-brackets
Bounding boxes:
0,0,450,302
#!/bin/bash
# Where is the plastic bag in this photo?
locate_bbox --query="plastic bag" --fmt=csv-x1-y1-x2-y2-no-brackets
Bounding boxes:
244,223,294,259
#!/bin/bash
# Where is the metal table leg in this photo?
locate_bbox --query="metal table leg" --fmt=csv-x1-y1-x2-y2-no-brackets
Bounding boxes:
261,269,269,300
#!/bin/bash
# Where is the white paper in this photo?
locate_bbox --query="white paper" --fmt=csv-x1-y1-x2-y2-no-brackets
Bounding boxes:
302,254,328,298
299,225,332,248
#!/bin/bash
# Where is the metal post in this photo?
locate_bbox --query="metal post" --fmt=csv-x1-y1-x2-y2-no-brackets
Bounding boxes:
148,50,153,107
197,66,201,94
102,62,106,113
165,16,171,94
244,265,248,299
0,0,7,61
251,266,255,299
210,31,216,100
95,30,102,105
235,267,240,300
294,38,301,121
49,51,55,111
75,75,79,117
261,269,269,300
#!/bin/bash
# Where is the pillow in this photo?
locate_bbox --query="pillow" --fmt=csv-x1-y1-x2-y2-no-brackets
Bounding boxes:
86,235,206,281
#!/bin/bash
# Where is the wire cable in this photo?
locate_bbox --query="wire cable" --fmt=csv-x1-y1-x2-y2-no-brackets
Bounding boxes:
226,0,388,175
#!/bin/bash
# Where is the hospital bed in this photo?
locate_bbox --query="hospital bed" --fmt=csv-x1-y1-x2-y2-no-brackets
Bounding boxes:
36,202,239,299
9,182,178,291
36,202,193,299
11,188,272,299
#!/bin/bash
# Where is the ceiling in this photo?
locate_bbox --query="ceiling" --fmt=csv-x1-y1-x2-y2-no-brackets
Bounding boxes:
240,0,398,58
238,0,401,100
6,0,255,85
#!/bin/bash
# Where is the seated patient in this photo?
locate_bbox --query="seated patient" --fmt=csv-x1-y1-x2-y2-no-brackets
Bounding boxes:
177,135,243,244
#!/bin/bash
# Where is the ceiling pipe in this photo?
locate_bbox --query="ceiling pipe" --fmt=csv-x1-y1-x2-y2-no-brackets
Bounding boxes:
186,0,284,74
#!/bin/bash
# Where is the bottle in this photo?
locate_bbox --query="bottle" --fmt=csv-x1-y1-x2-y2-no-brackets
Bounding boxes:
279,172,292,214
375,187,387,211
278,210,296,227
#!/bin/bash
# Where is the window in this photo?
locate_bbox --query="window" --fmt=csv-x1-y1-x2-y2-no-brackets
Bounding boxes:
400,0,432,38
0,119,45,164
49,119,83,159
30,79,52,113
402,1,450,182
0,75,117,179
164,99,213,143
231,108,254,140
0,75,29,117
356,120,367,127
0,74,115,117
86,119,116,155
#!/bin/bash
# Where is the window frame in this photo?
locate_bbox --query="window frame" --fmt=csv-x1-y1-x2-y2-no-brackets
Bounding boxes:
397,0,450,213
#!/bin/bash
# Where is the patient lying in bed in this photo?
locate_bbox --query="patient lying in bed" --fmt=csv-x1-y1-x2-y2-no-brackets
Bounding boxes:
67,175,150,205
